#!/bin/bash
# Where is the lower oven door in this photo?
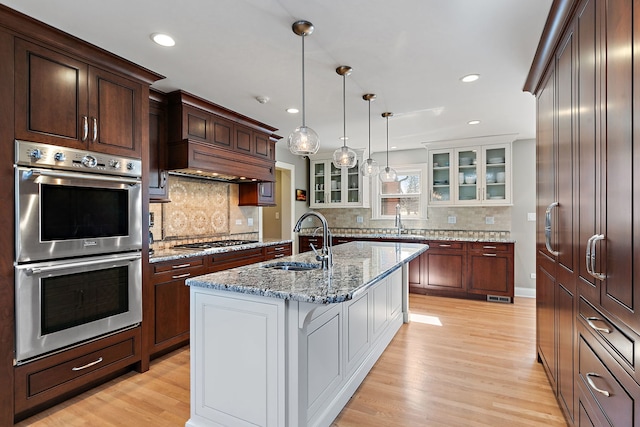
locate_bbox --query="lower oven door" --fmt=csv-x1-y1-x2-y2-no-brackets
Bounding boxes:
15,252,142,364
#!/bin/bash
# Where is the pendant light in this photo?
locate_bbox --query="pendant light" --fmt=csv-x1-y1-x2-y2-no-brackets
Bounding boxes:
360,93,379,177
332,66,358,168
288,20,320,156
379,112,397,182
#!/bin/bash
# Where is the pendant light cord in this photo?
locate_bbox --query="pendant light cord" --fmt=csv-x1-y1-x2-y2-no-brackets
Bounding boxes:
385,115,390,167
368,99,371,154
342,74,347,147
301,35,306,127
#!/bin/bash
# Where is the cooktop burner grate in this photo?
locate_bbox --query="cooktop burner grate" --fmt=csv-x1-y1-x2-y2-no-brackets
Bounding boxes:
172,240,258,250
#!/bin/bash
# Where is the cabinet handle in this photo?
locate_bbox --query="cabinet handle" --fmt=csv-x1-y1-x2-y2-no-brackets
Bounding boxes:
585,317,611,334
589,234,606,281
483,245,497,249
273,247,285,251
260,184,265,196
585,234,595,276
92,117,98,142
545,202,560,256
161,171,167,188
172,263,192,269
483,253,497,257
82,116,89,141
585,372,611,397
72,357,104,371
274,253,285,258
172,272,191,279
438,244,452,247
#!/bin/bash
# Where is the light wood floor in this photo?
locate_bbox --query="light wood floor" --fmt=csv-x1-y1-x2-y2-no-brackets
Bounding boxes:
16,294,566,427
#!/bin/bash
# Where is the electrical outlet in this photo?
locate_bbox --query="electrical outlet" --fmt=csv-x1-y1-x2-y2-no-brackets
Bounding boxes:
530,273,537,279
235,219,242,225
356,216,363,223
275,212,279,220
248,218,254,226
527,212,536,222
448,216,456,224
485,216,495,225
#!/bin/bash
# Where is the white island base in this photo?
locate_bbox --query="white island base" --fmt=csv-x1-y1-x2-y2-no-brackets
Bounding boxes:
186,266,407,427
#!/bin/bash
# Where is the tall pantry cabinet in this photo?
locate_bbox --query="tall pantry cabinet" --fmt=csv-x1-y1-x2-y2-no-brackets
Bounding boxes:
527,0,640,425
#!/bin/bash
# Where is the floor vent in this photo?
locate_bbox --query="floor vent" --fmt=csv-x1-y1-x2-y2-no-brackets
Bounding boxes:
487,295,511,303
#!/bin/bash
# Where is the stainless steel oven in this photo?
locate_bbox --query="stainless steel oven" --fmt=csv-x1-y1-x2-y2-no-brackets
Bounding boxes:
14,252,142,363
14,140,143,363
15,140,142,263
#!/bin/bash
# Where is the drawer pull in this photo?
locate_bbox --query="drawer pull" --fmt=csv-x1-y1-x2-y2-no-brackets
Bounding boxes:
172,263,192,269
172,273,191,279
586,317,611,334
72,357,104,371
483,253,497,257
274,247,285,251
439,244,452,247
585,372,611,397
274,253,285,258
483,245,497,249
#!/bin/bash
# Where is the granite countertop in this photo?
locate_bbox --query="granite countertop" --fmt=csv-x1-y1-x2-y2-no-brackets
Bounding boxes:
300,231,515,243
149,238,292,263
186,241,428,304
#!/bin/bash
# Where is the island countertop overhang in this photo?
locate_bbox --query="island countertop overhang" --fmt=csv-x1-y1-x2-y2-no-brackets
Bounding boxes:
185,241,428,304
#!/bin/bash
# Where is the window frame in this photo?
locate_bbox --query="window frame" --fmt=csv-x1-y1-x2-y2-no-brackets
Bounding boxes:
371,164,427,220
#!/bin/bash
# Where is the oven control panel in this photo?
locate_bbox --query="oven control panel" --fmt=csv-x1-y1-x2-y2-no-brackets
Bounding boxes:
15,140,142,178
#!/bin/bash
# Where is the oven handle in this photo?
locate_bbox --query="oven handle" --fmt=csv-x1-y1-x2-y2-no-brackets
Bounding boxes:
24,168,141,186
24,253,142,276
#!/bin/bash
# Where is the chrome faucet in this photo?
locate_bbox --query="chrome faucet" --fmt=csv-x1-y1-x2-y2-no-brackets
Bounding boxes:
395,203,405,235
293,211,333,269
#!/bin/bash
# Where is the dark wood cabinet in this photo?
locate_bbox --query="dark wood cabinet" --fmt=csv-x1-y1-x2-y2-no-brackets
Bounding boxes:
529,0,640,425
206,247,264,273
263,243,292,260
412,241,467,293
238,181,275,206
149,90,169,202
15,38,144,158
467,242,514,298
299,236,325,253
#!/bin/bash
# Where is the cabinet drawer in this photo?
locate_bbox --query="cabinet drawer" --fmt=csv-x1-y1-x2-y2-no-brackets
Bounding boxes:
264,244,292,260
207,248,264,272
153,257,206,283
427,241,465,251
579,297,635,370
469,242,511,253
15,328,141,416
578,324,640,427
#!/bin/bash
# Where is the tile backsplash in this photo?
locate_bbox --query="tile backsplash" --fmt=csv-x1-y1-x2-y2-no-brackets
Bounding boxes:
149,175,259,248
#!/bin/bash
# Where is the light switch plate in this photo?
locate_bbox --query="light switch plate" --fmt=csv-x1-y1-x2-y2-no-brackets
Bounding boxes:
248,218,254,226
356,216,363,223
448,216,456,224
527,212,536,222
485,216,495,225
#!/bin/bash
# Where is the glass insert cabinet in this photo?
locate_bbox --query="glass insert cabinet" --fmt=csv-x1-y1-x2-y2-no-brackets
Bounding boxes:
309,152,369,208
428,142,511,206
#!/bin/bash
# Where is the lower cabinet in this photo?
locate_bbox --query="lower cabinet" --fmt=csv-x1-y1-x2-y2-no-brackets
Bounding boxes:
14,327,142,421
264,243,292,260
410,240,514,302
299,236,324,253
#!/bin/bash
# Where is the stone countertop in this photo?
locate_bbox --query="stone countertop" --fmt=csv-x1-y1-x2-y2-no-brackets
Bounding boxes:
186,241,428,304
299,231,515,243
149,238,292,264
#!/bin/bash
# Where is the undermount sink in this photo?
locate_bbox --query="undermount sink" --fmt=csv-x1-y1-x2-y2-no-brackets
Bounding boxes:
262,262,322,271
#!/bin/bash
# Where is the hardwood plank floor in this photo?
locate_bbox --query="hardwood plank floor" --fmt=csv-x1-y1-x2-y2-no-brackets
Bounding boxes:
16,295,566,427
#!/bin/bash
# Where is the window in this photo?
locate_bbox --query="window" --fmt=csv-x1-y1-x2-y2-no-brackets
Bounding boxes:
373,166,425,219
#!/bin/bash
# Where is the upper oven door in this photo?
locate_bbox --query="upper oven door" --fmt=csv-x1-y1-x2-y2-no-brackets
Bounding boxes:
15,166,142,262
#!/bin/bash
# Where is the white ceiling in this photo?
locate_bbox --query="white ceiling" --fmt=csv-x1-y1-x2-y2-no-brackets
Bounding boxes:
2,0,552,155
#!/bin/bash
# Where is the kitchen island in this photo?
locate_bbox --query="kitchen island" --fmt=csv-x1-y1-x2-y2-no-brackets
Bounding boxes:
185,241,428,427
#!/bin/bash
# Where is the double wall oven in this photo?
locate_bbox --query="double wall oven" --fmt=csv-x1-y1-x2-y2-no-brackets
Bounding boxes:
14,140,143,364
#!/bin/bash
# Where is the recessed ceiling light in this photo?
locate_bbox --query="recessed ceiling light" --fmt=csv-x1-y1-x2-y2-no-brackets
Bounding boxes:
461,74,480,83
286,108,299,114
151,33,175,47
468,120,481,125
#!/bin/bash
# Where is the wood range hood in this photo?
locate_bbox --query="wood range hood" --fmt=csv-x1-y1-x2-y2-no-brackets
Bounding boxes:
165,90,280,183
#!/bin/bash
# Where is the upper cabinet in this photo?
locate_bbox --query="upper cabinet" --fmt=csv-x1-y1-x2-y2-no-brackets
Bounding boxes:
427,141,512,206
14,39,146,158
309,153,369,208
149,90,169,202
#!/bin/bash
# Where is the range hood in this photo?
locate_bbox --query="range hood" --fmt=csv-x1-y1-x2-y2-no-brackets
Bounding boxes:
167,139,275,182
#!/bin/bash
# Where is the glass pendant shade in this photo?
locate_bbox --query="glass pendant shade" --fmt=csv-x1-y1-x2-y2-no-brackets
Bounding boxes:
289,20,319,156
288,126,320,156
379,166,397,182
332,144,357,168
361,157,380,177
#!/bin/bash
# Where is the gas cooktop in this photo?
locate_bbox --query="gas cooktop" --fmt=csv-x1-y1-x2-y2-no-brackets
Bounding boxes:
172,240,258,250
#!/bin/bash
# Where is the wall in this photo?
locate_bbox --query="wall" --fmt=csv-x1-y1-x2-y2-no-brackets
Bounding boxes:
263,169,281,239
149,175,260,249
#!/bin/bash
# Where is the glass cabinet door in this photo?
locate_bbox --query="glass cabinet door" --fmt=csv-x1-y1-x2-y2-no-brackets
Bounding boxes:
312,162,326,205
346,160,360,203
483,146,507,202
430,150,452,203
456,148,479,204
329,162,343,204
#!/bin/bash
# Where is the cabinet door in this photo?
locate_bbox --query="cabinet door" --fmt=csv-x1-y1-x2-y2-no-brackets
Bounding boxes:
422,242,466,292
235,125,252,155
481,145,510,203
429,149,453,204
455,148,479,204
310,161,327,206
88,66,142,157
154,278,190,344
211,115,234,149
328,162,344,204
149,98,168,201
345,160,361,204
15,39,88,148
238,182,275,206
467,245,513,297
254,132,270,159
